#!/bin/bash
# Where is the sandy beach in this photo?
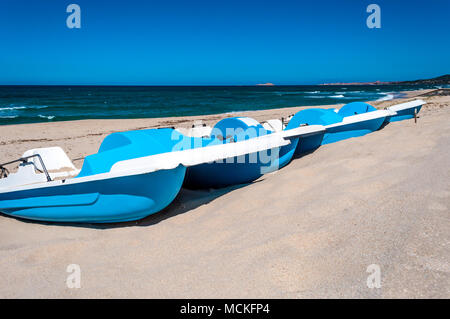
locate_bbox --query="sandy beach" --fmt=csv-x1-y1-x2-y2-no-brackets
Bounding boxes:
0,90,449,298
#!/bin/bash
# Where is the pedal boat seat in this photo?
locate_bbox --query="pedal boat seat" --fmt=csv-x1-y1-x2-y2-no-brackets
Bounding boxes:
22,147,80,180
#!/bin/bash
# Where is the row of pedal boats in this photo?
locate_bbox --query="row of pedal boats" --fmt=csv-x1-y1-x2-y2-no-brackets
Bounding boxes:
0,99,425,223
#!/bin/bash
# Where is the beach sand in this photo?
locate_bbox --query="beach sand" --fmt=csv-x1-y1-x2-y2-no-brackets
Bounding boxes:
0,91,449,298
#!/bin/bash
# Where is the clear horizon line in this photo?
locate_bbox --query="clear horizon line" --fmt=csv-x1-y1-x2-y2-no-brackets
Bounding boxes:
0,74,447,87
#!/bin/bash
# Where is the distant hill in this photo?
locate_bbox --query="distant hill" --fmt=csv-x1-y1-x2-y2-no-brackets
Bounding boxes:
321,74,450,86
397,74,450,85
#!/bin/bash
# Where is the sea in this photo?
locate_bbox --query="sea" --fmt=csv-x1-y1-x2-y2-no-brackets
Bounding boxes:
0,84,443,125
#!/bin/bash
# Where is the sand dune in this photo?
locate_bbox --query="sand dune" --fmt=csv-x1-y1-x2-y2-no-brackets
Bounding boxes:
0,93,448,298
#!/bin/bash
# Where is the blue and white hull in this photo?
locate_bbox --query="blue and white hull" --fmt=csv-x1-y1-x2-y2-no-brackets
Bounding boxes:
183,117,277,188
282,102,389,155
183,117,324,188
0,166,186,223
323,111,388,145
385,99,425,122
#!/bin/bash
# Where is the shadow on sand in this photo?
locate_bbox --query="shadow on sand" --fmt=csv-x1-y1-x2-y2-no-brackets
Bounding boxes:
292,147,320,160
0,182,256,229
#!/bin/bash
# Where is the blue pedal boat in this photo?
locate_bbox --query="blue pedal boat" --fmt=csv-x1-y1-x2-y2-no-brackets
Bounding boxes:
0,127,295,223
183,117,324,188
323,102,390,144
262,118,327,168
262,102,389,155
385,99,426,122
278,102,391,154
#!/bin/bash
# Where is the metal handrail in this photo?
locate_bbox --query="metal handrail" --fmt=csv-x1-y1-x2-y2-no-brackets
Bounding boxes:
0,154,52,182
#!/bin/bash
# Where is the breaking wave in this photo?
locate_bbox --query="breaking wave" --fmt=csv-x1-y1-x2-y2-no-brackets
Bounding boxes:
377,93,394,101
38,114,55,120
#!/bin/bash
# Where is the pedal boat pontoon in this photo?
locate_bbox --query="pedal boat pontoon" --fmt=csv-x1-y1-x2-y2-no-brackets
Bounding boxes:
322,102,391,145
262,117,327,168
0,127,304,223
263,102,390,154
384,99,426,122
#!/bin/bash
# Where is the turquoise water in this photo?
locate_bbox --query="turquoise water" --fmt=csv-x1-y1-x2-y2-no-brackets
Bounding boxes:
0,85,437,125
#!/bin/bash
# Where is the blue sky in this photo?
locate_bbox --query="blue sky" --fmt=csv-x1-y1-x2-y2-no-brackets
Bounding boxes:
0,0,449,85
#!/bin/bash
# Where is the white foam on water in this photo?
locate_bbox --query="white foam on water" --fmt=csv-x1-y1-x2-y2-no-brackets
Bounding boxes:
0,106,26,111
330,95,345,98
0,105,48,111
38,114,55,120
377,93,394,101
226,110,254,114
0,115,18,119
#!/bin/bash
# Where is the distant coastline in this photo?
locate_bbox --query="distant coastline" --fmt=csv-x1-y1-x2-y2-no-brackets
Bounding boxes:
321,80,390,86
256,83,275,86
321,74,449,86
